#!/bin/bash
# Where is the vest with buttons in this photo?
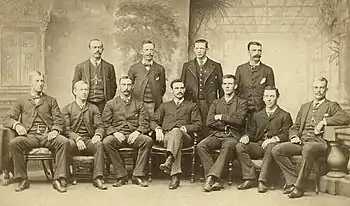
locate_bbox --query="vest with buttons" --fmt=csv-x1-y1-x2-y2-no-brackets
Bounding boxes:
88,61,105,103
196,62,205,99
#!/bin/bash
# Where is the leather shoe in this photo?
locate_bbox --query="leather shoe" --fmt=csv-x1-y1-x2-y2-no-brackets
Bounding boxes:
237,180,257,190
15,180,30,192
113,176,128,187
282,185,294,194
52,180,67,193
212,179,224,191
203,176,215,192
93,178,107,190
159,156,173,174
258,181,268,193
169,175,180,190
60,178,67,188
288,187,305,199
132,176,148,187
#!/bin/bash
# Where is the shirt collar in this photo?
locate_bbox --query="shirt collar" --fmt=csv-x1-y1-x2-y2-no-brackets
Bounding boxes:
313,98,325,107
173,98,184,105
141,59,153,66
89,58,101,67
75,100,86,109
249,61,261,67
120,94,131,102
196,57,208,65
266,105,278,115
30,91,43,99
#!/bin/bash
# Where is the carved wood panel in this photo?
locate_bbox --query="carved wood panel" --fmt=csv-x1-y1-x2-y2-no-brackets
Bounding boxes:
0,27,40,87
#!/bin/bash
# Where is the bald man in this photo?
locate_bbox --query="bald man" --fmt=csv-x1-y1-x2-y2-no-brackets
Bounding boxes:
4,71,69,193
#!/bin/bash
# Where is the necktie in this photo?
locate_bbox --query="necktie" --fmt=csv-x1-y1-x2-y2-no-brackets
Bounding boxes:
313,102,320,109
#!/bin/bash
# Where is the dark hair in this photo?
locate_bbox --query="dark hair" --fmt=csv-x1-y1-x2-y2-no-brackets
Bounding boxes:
222,74,237,82
88,39,103,48
264,86,280,98
313,77,328,88
247,41,262,50
119,75,134,84
170,79,184,89
194,39,209,48
141,40,155,48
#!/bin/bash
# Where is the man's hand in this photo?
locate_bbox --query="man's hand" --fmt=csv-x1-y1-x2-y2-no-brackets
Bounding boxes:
91,135,101,144
113,132,126,143
180,126,187,134
47,130,59,141
214,115,222,120
15,124,27,136
314,120,325,135
155,128,164,142
127,131,140,145
76,139,86,151
261,137,279,150
239,135,250,144
290,136,301,144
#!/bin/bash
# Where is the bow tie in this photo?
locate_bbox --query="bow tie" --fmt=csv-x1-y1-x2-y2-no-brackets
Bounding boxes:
143,63,151,67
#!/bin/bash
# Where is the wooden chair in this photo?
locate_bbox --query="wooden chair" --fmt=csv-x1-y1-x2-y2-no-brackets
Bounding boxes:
199,150,234,186
105,147,138,177
148,132,199,183
25,147,55,181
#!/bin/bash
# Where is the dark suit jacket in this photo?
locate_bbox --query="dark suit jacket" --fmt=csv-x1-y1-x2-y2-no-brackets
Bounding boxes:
102,96,150,136
235,62,275,111
246,106,293,144
290,99,350,141
62,101,104,141
128,61,166,109
72,59,117,101
206,96,248,139
3,93,64,134
150,100,202,134
180,58,223,104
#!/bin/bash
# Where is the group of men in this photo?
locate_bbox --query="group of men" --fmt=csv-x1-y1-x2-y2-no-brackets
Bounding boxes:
0,38,349,200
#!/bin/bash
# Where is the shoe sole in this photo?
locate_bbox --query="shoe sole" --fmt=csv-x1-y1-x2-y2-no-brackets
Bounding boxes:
159,164,170,174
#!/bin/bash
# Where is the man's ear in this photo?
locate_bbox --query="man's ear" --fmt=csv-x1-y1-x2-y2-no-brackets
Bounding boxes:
234,84,238,90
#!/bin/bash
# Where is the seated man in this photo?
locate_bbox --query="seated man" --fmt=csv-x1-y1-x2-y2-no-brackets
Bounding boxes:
63,81,107,190
272,77,350,198
103,76,152,187
197,74,248,192
236,86,293,192
3,71,69,193
151,79,202,190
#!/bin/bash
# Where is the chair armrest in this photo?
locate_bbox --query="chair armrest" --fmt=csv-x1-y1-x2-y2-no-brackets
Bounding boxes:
323,125,350,142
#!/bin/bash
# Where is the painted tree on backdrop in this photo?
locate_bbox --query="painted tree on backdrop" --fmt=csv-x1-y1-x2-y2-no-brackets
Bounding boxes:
112,1,180,75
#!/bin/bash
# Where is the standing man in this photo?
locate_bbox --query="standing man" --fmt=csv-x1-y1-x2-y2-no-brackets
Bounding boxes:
272,77,350,198
197,74,247,192
62,81,107,190
103,76,152,188
235,41,275,122
180,39,223,134
3,71,69,193
151,79,202,190
235,86,293,192
128,40,166,117
72,38,117,113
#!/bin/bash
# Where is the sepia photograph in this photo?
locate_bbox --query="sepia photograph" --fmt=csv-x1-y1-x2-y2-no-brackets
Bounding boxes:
0,0,350,205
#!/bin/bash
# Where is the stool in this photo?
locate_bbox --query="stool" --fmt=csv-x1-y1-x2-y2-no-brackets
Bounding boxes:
71,156,95,185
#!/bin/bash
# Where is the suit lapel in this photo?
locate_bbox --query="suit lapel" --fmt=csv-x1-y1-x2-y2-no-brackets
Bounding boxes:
101,59,107,97
84,60,90,86
268,107,280,121
188,60,198,81
300,102,313,131
203,59,216,84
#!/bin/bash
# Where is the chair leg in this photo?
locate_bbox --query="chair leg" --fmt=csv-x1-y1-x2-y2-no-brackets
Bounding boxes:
148,155,152,182
200,163,204,182
105,158,111,177
190,149,195,183
41,160,50,181
48,159,54,180
314,162,321,195
228,160,233,186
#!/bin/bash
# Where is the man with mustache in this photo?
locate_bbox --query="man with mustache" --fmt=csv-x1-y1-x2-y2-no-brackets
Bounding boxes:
197,74,247,192
272,77,350,198
62,81,107,190
103,76,152,187
180,39,224,137
235,86,293,192
72,39,117,113
235,41,275,124
3,71,69,193
128,40,166,117
151,79,202,190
